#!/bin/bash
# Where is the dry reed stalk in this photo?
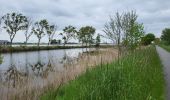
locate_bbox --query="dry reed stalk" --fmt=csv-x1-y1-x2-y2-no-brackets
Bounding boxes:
0,48,118,100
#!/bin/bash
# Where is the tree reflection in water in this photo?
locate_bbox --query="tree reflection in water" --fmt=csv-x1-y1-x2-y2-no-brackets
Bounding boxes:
60,50,79,66
29,51,55,78
0,49,84,88
29,59,54,78
2,51,56,88
4,65,27,88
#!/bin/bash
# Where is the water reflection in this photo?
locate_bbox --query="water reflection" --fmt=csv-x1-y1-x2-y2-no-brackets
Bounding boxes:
0,48,88,88
29,59,54,78
4,65,27,88
60,50,79,65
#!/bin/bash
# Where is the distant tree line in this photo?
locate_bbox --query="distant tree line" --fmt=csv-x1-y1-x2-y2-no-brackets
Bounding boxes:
141,27,170,46
141,33,155,45
0,12,101,47
161,28,170,45
141,28,170,46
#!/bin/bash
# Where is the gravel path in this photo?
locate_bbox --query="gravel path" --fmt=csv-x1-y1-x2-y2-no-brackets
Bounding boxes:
156,46,170,100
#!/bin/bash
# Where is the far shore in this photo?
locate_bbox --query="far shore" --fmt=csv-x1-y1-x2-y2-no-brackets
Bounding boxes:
0,44,114,53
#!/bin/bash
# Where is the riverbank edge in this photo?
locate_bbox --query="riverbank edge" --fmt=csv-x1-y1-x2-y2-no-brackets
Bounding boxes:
0,45,113,53
41,46,165,100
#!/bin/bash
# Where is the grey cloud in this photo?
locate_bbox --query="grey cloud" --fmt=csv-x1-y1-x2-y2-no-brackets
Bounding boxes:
0,0,170,42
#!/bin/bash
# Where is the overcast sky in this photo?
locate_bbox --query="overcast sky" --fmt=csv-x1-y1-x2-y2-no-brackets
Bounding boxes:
0,0,170,43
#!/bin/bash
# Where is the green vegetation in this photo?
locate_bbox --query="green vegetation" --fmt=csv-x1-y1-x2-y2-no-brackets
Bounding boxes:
103,11,145,60
0,46,84,53
161,28,170,45
95,34,101,47
78,26,96,47
41,46,165,100
46,24,57,46
159,28,170,52
0,12,99,48
159,44,170,52
0,11,166,100
2,12,28,46
0,55,2,64
0,45,113,53
142,33,156,45
32,19,49,47
60,25,77,46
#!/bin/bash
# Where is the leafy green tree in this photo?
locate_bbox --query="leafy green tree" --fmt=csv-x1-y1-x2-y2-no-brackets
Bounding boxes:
96,34,101,47
124,23,145,50
46,24,57,45
60,25,77,46
142,33,155,45
78,26,96,47
32,19,48,47
161,28,170,45
154,38,160,44
121,11,145,50
2,12,27,46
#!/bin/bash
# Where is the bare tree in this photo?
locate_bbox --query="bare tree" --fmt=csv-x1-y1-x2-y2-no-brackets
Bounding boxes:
32,19,48,47
46,24,57,46
103,12,122,60
1,12,27,46
103,10,144,59
24,17,33,46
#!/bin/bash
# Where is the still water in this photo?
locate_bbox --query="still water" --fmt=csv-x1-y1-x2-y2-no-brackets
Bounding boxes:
0,48,91,87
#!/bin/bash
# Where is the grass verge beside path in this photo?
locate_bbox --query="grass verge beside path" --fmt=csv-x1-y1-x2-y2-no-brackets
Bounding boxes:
41,46,165,100
159,44,170,52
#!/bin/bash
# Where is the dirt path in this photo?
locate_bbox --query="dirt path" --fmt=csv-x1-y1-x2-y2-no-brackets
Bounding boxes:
156,46,170,100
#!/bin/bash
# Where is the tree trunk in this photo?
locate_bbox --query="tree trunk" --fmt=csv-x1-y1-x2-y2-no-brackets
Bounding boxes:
86,42,88,52
10,39,13,47
38,39,40,47
25,38,28,46
48,40,50,46
64,41,66,47
48,38,51,46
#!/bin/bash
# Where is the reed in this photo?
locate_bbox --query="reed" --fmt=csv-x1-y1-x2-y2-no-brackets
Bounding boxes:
41,46,165,100
0,48,117,100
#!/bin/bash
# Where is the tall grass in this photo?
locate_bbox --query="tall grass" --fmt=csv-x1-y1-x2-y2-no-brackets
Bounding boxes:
0,48,117,100
41,46,165,100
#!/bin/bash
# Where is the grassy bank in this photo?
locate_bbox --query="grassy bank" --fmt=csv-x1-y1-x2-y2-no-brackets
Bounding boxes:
41,46,165,100
0,45,113,53
0,54,2,64
0,46,86,53
159,44,170,52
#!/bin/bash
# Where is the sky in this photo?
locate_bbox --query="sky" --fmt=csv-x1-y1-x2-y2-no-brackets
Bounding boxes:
0,0,170,43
